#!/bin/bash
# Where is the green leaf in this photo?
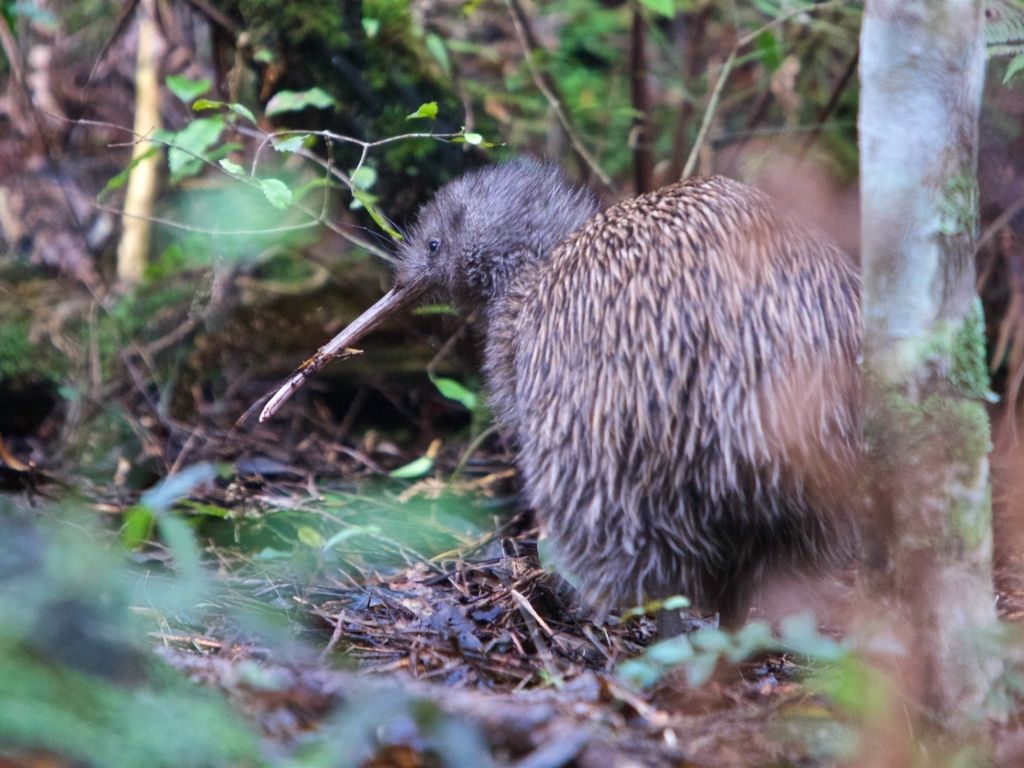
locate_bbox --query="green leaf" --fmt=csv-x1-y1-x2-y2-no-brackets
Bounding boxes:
140,463,219,512
412,304,459,316
691,627,731,653
730,620,775,659
537,536,581,588
165,116,225,182
192,98,223,111
218,158,244,175
645,636,694,666
191,98,256,124
779,612,844,660
431,376,479,410
254,547,290,560
272,135,307,153
257,178,293,210
638,0,674,17
451,129,500,148
755,29,782,72
265,87,336,116
808,657,891,718
684,652,720,687
291,176,330,201
353,188,403,240
120,505,155,549
362,17,380,37
389,455,434,479
99,145,159,201
407,101,439,120
350,165,377,190
425,33,451,78
662,595,690,611
1004,52,1024,84
323,525,381,550
227,102,257,124
157,514,204,583
166,75,211,104
618,659,661,688
179,500,232,518
296,525,325,548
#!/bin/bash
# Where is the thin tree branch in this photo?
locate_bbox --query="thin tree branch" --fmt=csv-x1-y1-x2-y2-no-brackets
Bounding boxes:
505,0,613,190
630,3,655,194
798,49,859,158
59,114,447,260
682,0,850,180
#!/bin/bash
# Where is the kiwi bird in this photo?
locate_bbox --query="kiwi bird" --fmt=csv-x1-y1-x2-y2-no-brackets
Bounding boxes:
268,158,861,628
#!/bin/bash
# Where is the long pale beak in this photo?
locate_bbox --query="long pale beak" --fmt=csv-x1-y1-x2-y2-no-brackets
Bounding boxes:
258,279,428,422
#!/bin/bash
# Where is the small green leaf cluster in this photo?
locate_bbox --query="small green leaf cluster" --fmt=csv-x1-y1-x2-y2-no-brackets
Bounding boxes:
618,612,846,689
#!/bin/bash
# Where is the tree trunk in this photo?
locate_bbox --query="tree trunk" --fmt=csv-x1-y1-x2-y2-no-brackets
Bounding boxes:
859,0,996,726
116,0,163,285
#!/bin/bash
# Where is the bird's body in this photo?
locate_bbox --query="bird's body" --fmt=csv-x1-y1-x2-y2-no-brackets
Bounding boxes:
298,159,861,626
485,174,860,623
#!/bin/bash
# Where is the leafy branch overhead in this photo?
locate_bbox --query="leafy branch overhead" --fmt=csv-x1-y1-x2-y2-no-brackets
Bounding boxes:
102,75,496,248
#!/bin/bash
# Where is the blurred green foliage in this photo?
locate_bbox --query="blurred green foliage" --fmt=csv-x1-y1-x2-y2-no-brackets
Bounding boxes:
0,485,497,766
0,318,51,381
0,500,262,766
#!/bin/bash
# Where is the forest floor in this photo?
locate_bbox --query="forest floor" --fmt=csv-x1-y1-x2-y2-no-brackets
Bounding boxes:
6,400,1024,767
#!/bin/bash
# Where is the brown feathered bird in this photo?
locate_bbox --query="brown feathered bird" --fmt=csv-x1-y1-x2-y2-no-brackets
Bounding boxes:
272,158,862,628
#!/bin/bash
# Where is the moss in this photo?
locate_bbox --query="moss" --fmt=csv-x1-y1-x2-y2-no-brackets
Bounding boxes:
950,483,992,550
939,173,979,238
0,318,63,384
926,396,991,473
0,320,36,380
950,298,991,400
911,299,992,401
866,388,991,483
97,284,195,355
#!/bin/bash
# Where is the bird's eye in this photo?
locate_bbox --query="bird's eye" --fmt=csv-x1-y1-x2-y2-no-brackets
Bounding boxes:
428,239,440,254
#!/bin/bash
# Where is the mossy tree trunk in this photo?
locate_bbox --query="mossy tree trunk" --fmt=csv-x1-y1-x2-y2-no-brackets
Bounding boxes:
859,0,996,724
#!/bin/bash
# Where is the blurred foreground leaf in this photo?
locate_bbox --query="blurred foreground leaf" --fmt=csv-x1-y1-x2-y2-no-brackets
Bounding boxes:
266,87,336,116
0,502,260,766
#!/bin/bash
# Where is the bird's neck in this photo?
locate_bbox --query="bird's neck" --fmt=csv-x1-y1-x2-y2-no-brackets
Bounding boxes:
479,255,542,339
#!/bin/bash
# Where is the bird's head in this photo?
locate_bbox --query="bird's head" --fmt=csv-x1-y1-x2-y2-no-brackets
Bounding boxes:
393,158,599,311
318,158,599,354
258,159,600,421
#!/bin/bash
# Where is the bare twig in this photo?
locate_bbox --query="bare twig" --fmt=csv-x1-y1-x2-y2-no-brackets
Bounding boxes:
64,115,409,259
510,589,555,637
83,0,141,93
630,3,655,194
665,6,708,184
182,0,240,36
682,48,737,179
249,127,459,179
93,202,319,236
505,0,613,190
682,0,850,180
798,50,859,158
977,193,1024,258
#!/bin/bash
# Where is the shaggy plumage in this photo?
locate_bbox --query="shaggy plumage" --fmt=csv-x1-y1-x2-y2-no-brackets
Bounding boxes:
396,158,861,625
